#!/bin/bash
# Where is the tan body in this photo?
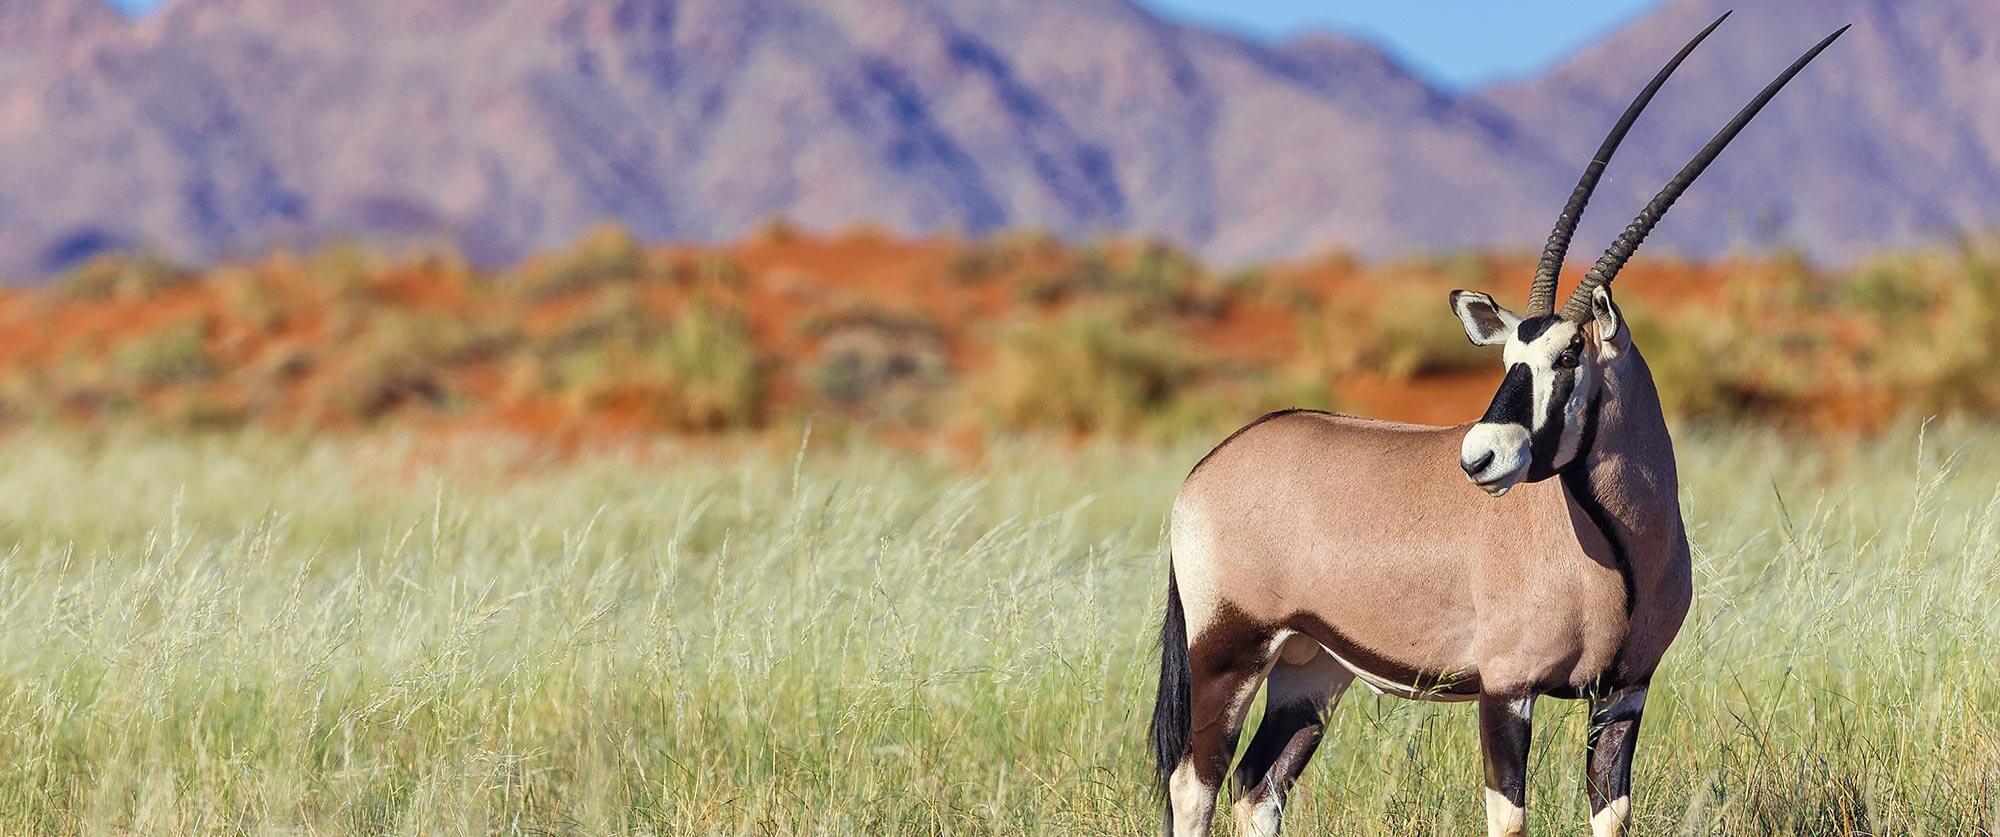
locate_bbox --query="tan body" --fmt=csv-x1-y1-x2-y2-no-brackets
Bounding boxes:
1173,396,1689,703
1160,348,1692,837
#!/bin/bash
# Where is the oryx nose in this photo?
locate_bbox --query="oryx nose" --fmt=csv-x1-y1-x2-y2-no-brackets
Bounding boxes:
1461,450,1495,477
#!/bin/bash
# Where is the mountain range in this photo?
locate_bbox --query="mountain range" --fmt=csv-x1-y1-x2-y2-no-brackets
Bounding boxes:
0,0,1991,281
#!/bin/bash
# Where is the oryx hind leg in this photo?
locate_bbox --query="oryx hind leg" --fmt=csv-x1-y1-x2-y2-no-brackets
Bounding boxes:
1167,621,1284,837
1230,635,1353,837
1585,685,1648,837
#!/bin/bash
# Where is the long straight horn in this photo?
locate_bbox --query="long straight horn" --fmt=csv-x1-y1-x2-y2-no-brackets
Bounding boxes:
1562,25,1851,321
1525,11,1731,316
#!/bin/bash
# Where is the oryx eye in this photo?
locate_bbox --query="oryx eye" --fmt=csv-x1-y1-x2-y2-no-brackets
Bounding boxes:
1556,347,1582,368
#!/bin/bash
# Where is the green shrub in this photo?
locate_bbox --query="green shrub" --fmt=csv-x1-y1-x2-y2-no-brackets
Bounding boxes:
554,301,764,431
546,287,659,351
807,318,947,424
511,224,658,298
110,323,214,384
1020,248,1112,304
1308,283,1489,383
302,243,388,301
649,302,764,429
56,254,193,301
1110,242,1233,317
947,242,1015,284
976,307,1196,434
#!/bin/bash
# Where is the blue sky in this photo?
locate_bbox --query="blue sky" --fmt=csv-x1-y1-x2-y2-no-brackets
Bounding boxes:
107,0,1662,89
1145,0,1665,87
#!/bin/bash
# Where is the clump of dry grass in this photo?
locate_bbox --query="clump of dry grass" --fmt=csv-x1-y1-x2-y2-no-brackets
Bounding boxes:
109,322,214,385
552,299,765,430
55,253,194,301
509,223,665,299
974,306,1198,434
805,308,948,424
1304,279,1490,383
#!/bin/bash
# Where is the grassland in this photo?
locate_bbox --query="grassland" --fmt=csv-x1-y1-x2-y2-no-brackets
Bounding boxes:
0,422,1993,834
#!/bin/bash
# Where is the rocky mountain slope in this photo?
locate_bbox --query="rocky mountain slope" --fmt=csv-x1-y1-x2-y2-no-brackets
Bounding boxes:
0,0,1984,280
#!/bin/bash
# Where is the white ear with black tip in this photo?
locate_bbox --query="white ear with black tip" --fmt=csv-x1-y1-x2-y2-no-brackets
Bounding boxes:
1450,290,1521,347
1590,285,1629,361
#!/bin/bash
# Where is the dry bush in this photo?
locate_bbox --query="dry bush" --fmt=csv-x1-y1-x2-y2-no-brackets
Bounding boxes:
1630,243,2000,424
1306,281,1489,383
1863,243,2000,415
109,322,215,385
554,301,764,431
509,224,661,299
947,241,1017,284
55,253,193,301
974,306,1197,434
305,308,514,423
647,302,764,429
299,243,391,303
807,314,948,424
546,286,658,352
1015,242,1242,318
1020,247,1113,304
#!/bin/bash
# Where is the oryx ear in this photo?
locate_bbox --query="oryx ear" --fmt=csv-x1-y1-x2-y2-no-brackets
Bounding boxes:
1450,290,1519,346
1590,285,1629,360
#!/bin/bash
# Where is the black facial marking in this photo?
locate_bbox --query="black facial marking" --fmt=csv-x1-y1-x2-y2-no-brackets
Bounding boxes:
1478,364,1535,427
1525,364,1579,479
1514,314,1561,343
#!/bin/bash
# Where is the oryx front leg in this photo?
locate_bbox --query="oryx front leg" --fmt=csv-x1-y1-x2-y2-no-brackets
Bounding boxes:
1585,686,1648,837
1478,694,1536,837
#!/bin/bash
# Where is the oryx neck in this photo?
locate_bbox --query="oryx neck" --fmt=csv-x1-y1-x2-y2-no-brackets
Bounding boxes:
1570,346,1681,539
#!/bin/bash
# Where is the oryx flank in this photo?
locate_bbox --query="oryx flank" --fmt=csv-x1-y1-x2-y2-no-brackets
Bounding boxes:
1150,15,1846,837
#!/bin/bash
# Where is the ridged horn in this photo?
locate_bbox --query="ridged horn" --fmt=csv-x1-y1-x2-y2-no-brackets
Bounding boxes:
1562,24,1851,321
1525,11,1731,316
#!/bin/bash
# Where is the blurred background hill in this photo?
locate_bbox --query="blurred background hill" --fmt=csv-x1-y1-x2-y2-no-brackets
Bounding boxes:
0,0,1995,281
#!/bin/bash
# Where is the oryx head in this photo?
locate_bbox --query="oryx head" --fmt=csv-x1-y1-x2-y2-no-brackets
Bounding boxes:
1451,13,1847,497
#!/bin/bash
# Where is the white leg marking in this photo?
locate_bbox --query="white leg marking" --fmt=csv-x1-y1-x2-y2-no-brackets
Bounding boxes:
1169,762,1216,837
1485,786,1526,837
1235,795,1284,837
1507,696,1535,722
1591,795,1630,837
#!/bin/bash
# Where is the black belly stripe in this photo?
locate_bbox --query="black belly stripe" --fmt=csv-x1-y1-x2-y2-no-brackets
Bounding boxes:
1560,392,1636,616
1286,612,1484,698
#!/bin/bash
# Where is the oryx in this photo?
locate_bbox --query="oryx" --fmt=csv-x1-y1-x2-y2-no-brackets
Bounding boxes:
1149,15,1845,837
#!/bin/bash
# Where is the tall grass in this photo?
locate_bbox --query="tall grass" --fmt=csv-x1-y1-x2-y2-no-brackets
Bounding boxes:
0,424,1993,833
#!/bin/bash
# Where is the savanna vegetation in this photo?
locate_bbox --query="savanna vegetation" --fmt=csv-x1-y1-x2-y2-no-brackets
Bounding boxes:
6,226,2000,442
0,229,1997,833
0,425,1993,832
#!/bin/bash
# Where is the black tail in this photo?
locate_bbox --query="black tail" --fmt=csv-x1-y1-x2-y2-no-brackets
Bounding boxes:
1150,567,1192,809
